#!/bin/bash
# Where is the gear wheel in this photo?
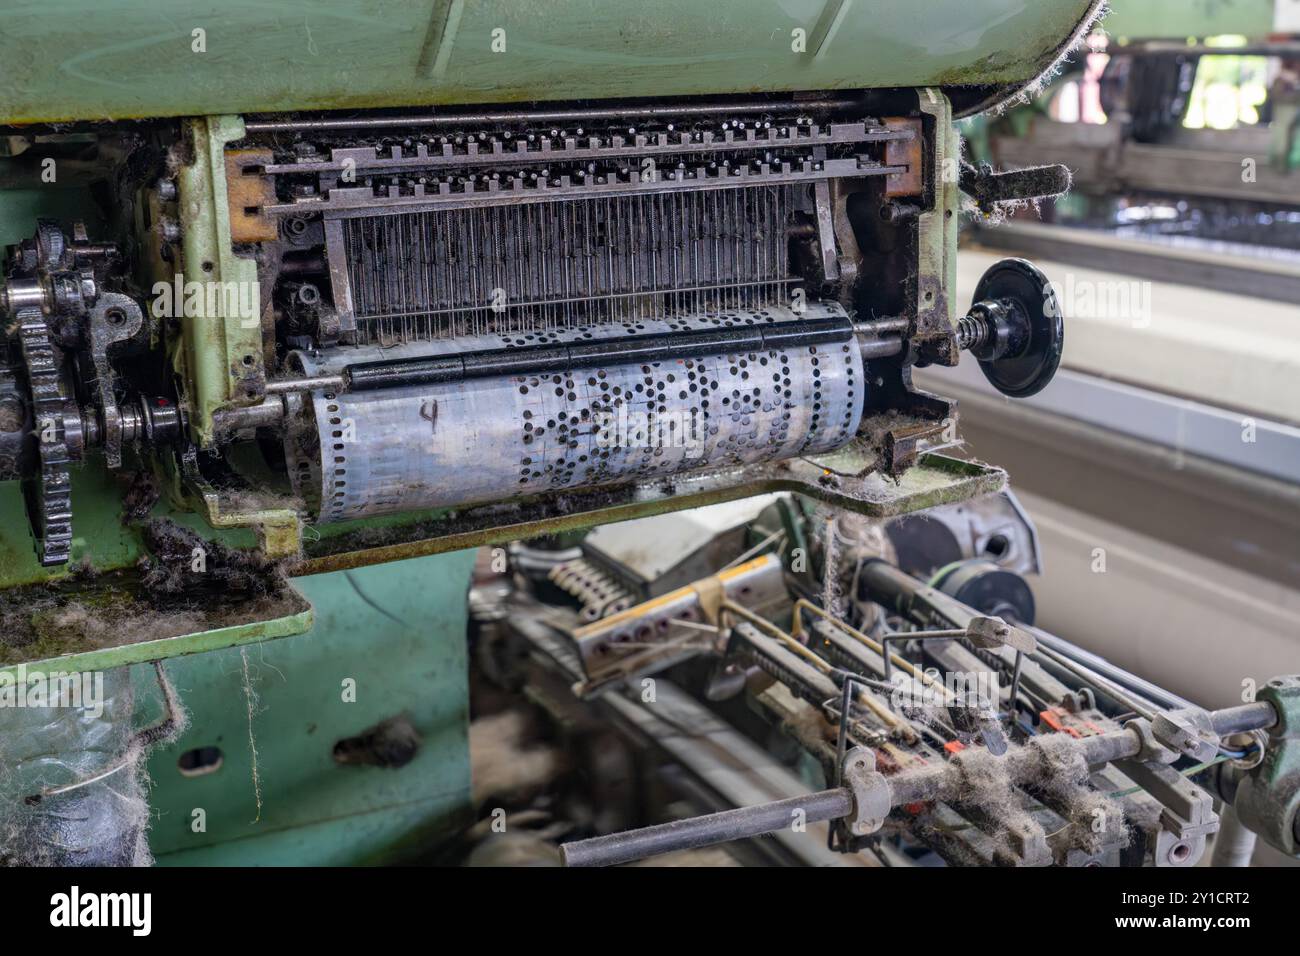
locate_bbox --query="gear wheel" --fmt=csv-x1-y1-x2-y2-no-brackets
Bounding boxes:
16,308,74,566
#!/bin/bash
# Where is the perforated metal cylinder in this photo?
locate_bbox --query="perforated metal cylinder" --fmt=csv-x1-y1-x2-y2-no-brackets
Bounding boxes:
288,305,865,522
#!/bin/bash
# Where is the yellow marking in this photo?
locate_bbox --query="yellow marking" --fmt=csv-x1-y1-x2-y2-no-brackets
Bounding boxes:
572,554,777,638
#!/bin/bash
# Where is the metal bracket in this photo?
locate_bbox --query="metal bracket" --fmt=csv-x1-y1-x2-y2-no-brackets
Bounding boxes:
85,291,144,469
1151,708,1221,764
1234,676,1300,856
827,673,892,852
840,746,891,839
1124,717,1180,765
1116,759,1218,866
297,451,1007,575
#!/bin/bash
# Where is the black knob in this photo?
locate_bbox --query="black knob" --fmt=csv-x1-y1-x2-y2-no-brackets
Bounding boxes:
958,258,1063,399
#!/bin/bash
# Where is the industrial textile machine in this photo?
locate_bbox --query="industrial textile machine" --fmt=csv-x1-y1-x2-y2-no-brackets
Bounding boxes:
0,1,1295,868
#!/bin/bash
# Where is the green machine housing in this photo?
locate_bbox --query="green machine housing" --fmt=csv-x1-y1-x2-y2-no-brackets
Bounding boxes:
0,0,1101,864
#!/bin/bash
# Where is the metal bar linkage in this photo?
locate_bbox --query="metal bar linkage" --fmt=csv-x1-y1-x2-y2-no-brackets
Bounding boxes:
251,314,907,405
345,313,854,391
563,555,1287,867
242,97,868,133
263,158,900,218
560,701,1279,866
263,123,912,177
561,790,854,867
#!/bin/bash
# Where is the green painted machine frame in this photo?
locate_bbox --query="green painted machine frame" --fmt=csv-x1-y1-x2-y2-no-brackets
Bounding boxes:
0,0,1098,123
0,77,994,590
132,551,477,866
0,0,1101,864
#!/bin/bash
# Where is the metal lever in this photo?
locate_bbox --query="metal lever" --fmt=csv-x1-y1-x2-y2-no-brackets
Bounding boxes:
959,160,1072,215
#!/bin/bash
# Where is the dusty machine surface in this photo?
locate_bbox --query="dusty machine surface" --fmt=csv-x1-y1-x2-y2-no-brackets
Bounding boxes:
0,0,1295,881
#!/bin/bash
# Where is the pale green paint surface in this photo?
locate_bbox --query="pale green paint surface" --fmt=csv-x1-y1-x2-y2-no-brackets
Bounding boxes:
920,92,959,325
0,0,1097,123
0,596,312,678
0,462,258,588
1104,0,1277,41
177,116,264,446
149,795,468,866
136,550,476,865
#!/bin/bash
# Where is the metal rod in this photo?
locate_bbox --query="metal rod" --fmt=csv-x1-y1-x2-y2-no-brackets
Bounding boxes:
243,97,865,134
857,336,905,359
852,316,909,336
1034,643,1159,722
258,315,904,397
880,628,964,683
562,724,1151,866
1028,626,1194,712
1009,650,1024,711
858,559,1190,718
210,395,289,434
265,374,345,394
1211,702,1278,736
561,788,853,867
834,680,854,786
828,675,867,852
561,696,1277,866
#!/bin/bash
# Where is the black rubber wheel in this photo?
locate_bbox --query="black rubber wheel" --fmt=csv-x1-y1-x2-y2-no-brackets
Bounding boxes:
970,258,1063,398
933,558,1036,626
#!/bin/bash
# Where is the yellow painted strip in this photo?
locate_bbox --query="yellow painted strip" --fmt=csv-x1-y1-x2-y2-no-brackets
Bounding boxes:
572,554,778,638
